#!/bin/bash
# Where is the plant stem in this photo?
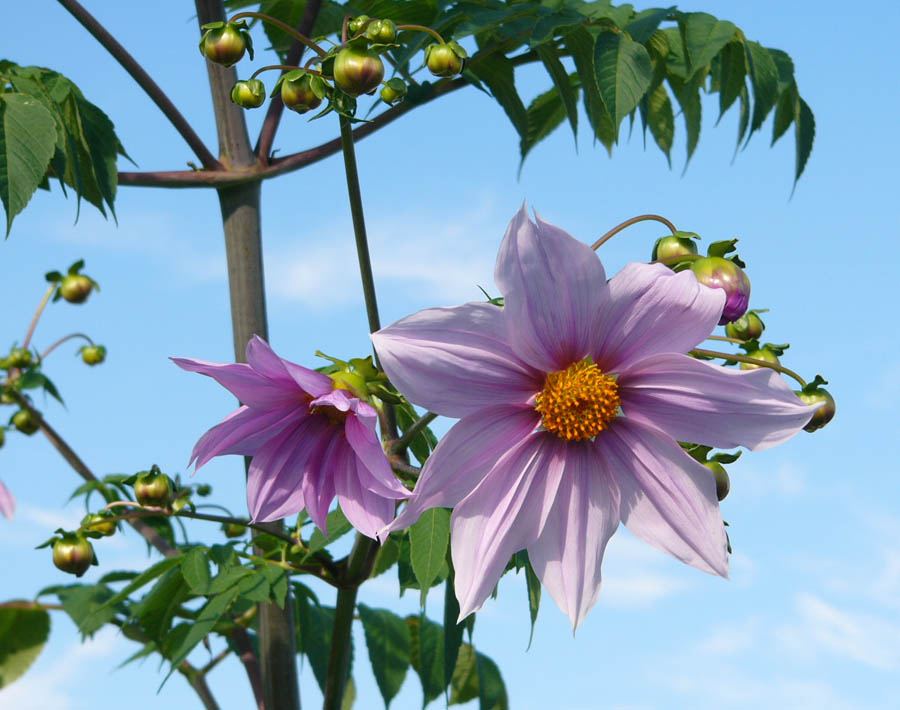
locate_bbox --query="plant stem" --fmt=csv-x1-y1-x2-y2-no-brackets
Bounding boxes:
395,24,446,44
39,332,94,360
690,348,807,387
591,214,678,250
390,411,438,454
230,12,327,58
178,662,221,710
22,285,55,350
256,0,323,161
55,0,221,170
250,65,324,80
706,334,745,345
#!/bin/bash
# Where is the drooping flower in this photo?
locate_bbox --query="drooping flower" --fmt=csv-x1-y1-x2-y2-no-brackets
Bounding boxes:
373,205,818,629
172,336,409,537
0,477,14,519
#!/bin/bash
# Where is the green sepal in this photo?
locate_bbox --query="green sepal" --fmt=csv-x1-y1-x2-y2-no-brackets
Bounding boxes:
800,374,828,394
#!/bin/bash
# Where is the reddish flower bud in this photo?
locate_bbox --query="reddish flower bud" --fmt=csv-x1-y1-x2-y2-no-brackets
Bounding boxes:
690,256,751,324
52,534,95,577
199,21,253,67
333,46,385,96
59,274,93,304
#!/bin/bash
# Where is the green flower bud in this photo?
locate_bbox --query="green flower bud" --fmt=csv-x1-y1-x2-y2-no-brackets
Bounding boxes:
81,512,116,537
12,408,39,435
134,468,172,508
380,78,407,105
740,348,780,371
796,388,836,432
425,41,467,78
725,312,764,341
366,19,397,44
704,461,730,501
280,72,322,114
334,46,385,96
329,370,368,399
52,534,96,577
222,522,247,538
199,21,253,67
651,234,698,262
59,274,93,304
81,345,106,366
7,348,32,369
348,15,370,34
231,79,267,109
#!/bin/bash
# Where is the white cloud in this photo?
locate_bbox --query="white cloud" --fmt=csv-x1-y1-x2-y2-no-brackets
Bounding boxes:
597,534,697,608
696,617,761,656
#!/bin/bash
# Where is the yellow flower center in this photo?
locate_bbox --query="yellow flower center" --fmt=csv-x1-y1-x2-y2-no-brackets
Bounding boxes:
535,359,620,441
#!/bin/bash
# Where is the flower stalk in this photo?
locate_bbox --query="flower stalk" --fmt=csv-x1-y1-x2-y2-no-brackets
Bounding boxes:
591,214,678,250
690,348,807,386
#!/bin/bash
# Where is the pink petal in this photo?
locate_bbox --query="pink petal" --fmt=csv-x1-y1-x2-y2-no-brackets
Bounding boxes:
335,456,396,539
618,353,819,451
594,263,725,373
300,431,341,534
344,415,409,499
494,205,608,372
171,357,300,408
246,335,332,396
247,416,322,522
382,405,540,536
311,389,353,411
372,302,542,418
0,478,15,520
452,432,567,620
190,404,301,470
527,442,620,631
601,418,729,577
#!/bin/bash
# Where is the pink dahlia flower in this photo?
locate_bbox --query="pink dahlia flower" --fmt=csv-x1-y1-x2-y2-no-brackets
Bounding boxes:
0,477,14,519
173,336,409,537
373,205,818,629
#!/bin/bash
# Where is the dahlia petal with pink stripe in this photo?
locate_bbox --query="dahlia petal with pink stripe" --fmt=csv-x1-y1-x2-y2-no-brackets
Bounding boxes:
0,478,15,520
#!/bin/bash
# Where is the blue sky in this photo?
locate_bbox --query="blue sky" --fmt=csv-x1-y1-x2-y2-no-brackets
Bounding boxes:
2,1,898,709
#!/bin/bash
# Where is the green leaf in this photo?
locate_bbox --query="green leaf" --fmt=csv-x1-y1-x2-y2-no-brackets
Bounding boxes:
529,8,584,45
182,547,212,595
371,533,402,579
644,83,674,165
716,40,746,120
307,507,353,553
476,652,508,710
793,96,815,188
96,554,182,613
55,584,116,636
593,31,652,140
771,81,797,146
625,7,674,44
443,568,464,689
449,642,478,705
0,606,50,688
409,508,450,595
524,558,541,649
347,0,438,26
395,402,437,465
262,565,289,608
680,12,735,79
519,84,569,173
0,93,57,236
768,48,795,91
467,53,528,140
406,614,444,704
134,568,189,641
236,569,272,603
743,40,778,142
207,565,254,595
300,604,346,692
259,0,345,61
734,84,750,154
565,27,615,153
358,604,411,707
667,74,703,169
537,44,578,144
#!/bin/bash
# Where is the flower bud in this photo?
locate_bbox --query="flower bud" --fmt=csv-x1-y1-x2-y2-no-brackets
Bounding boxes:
81,345,106,366
52,534,96,577
651,235,698,262
333,46,385,96
366,19,397,44
231,79,266,109
795,388,836,432
134,468,172,507
280,72,323,114
348,15,370,34
425,41,467,77
725,312,764,341
199,21,253,67
7,348,32,369
81,512,116,537
690,256,751,325
380,78,407,105
704,461,730,501
740,348,779,371
222,522,247,538
59,274,93,304
11,408,39,435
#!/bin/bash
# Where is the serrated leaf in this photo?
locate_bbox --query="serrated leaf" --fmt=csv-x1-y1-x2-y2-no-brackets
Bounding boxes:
443,569,464,689
476,652,508,710
680,12,735,78
96,555,182,613
208,565,254,595
0,94,56,236
768,48,795,91
644,82,674,165
771,81,797,146
262,565,289,608
449,643,478,705
565,27,615,153
625,7,674,44
358,604,411,707
0,606,50,688
236,569,271,603
347,0,438,26
258,0,345,61
743,40,778,142
593,31,652,140
307,506,352,552
406,614,444,703
371,533,402,579
537,44,578,144
734,84,750,154
793,96,815,188
182,548,212,594
667,74,702,169
467,53,527,140
519,84,568,172
524,559,541,649
135,568,189,641
56,584,116,636
301,604,348,692
409,508,450,595
717,40,746,120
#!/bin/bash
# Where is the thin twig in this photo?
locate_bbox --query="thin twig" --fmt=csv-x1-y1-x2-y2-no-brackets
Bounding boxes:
39,332,95,360
591,214,678,250
55,0,221,170
690,348,807,387
23,285,55,350
178,662,221,710
390,411,438,454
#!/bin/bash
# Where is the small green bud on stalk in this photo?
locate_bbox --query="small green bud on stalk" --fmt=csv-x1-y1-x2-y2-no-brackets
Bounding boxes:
726,312,764,341
59,274,93,304
52,534,96,577
222,522,247,538
12,408,39,435
651,235,698,262
704,461,730,501
796,388,836,432
366,19,397,44
281,73,322,114
0,390,14,405
348,15,370,34
7,348,32,368
380,78,407,105
425,41,467,77
81,345,106,366
231,79,267,108
199,21,253,67
333,46,385,96
81,512,116,537
740,348,779,371
134,468,172,507
690,256,751,324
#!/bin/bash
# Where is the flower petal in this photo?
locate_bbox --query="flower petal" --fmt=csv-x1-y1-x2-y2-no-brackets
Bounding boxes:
618,353,819,451
0,478,15,520
382,405,540,536
527,442,620,631
301,430,341,535
372,302,542,418
172,356,300,408
247,335,332,396
189,405,301,470
602,418,729,577
494,205,608,372
344,415,410,499
594,263,725,372
247,416,323,522
452,432,567,620
335,456,396,539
